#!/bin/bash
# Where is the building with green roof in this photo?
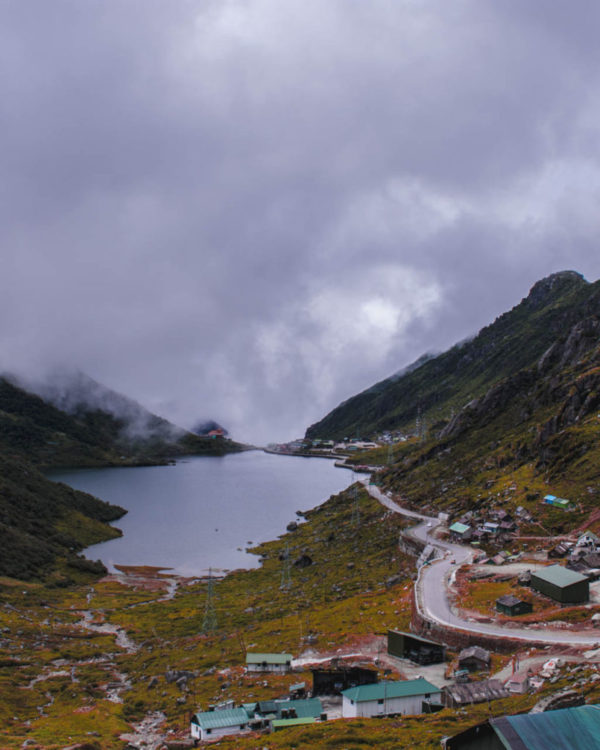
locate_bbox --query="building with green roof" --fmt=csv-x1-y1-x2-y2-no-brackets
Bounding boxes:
250,697,323,721
245,652,293,673
341,678,441,718
449,522,472,541
190,707,250,741
530,564,589,603
443,703,600,749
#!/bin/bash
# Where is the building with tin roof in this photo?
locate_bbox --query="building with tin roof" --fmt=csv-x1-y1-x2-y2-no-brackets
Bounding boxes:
449,522,472,541
530,564,589,604
442,679,510,709
341,678,440,718
442,703,600,749
496,594,533,616
190,707,250,741
245,652,293,672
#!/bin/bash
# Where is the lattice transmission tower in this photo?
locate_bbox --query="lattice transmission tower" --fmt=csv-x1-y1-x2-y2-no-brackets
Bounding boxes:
201,567,218,633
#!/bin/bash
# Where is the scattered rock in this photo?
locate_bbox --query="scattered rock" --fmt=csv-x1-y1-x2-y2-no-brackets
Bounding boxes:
294,554,313,568
165,669,195,684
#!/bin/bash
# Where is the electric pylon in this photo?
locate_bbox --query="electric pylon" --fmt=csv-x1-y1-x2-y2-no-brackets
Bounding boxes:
201,567,218,633
280,542,292,590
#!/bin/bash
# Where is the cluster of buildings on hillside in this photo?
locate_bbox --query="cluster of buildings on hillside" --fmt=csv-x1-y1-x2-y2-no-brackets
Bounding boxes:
267,437,381,456
191,649,443,741
449,506,528,551
190,630,590,744
550,530,600,578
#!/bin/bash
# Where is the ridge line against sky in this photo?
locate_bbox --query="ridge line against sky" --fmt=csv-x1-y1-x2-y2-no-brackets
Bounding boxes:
1,1,600,444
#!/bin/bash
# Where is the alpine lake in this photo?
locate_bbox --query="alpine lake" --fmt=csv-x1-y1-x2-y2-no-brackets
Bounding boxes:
48,449,352,576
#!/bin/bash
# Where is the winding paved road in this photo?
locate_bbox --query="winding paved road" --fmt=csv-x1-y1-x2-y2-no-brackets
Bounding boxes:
363,480,600,648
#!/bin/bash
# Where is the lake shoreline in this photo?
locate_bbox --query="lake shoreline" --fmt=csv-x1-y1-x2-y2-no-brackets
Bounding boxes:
49,451,352,577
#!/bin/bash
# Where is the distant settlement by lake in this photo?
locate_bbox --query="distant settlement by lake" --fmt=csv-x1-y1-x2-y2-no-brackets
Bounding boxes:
49,450,352,576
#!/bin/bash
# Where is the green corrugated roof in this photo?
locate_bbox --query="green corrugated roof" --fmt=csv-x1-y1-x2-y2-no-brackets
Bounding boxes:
278,698,322,718
246,652,293,665
342,678,440,703
532,564,588,587
272,717,316,730
491,704,600,749
289,681,305,692
192,707,249,730
449,522,470,534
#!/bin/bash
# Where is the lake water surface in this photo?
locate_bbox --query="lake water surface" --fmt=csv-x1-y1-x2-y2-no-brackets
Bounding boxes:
49,451,351,576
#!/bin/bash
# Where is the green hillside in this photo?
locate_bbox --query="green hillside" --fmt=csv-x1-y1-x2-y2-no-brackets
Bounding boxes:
0,453,126,581
0,375,245,468
329,270,600,533
306,270,594,440
0,374,246,580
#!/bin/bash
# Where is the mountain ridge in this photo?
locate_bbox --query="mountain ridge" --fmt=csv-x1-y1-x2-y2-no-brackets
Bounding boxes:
306,270,593,440
0,372,246,579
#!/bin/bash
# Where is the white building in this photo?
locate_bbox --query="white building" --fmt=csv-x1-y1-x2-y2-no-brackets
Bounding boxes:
341,678,441,718
245,652,293,673
190,707,250,741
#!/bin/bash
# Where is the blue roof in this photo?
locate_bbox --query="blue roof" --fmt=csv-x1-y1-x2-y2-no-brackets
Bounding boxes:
342,678,440,703
192,707,249,730
491,704,600,749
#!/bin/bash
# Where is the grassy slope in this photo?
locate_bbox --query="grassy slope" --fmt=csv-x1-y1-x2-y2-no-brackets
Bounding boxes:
351,336,600,537
0,485,417,748
0,453,126,581
2,484,600,748
306,271,595,440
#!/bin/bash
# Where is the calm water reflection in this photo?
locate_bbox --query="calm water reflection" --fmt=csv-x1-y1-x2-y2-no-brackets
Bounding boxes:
49,450,351,575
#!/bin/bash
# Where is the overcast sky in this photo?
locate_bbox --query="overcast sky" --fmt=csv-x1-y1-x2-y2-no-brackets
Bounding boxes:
1,1,600,444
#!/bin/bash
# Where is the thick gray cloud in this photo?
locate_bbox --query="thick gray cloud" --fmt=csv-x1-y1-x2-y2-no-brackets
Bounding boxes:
1,0,600,443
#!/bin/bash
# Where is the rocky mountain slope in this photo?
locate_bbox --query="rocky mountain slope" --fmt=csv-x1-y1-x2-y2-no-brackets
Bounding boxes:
306,271,595,440
323,271,600,533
